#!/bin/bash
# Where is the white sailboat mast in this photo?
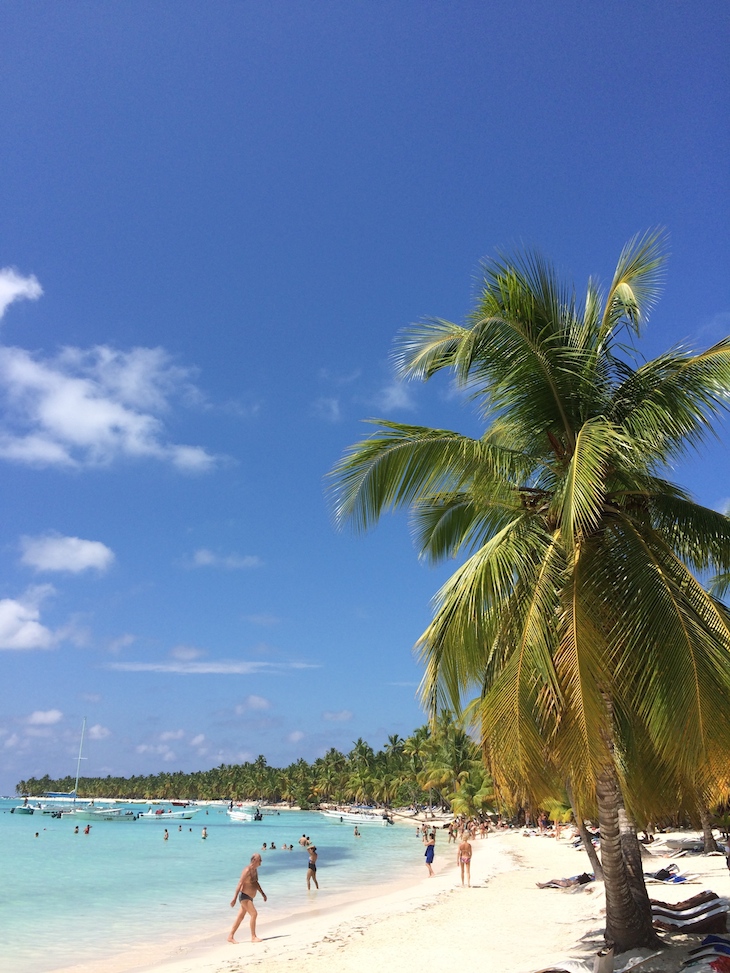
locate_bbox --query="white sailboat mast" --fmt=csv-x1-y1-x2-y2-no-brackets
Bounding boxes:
73,717,87,805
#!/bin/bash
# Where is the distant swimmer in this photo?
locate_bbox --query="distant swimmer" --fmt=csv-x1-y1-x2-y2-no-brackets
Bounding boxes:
353,827,360,837
163,829,168,841
299,834,308,846
306,845,319,890
202,827,208,839
228,853,267,943
457,836,473,887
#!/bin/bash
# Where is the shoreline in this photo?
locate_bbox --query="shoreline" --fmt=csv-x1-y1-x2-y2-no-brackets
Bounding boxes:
47,828,730,973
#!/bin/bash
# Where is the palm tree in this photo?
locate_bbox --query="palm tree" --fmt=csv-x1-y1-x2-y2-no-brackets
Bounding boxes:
330,232,730,952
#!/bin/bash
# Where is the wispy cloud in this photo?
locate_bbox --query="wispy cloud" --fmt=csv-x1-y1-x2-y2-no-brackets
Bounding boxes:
372,379,416,413
288,730,304,743
26,708,63,725
187,548,262,570
323,709,353,722
20,532,115,573
169,644,205,661
0,340,217,471
136,742,177,761
160,729,184,741
311,396,341,422
235,694,271,714
0,585,56,650
0,268,42,320
107,660,317,675
87,723,110,740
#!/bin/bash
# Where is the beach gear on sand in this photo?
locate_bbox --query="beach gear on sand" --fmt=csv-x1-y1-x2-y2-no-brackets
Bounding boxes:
651,890,728,934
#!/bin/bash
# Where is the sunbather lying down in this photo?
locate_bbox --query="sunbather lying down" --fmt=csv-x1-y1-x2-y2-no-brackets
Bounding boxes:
536,872,594,889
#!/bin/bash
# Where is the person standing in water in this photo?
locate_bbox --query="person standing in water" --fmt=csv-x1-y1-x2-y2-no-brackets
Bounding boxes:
423,831,435,876
229,854,267,943
306,845,319,890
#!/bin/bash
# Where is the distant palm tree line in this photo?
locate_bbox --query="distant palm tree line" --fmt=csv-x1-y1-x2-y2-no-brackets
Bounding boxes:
16,716,494,814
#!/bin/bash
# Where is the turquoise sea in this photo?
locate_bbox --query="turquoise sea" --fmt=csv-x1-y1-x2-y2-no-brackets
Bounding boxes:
0,799,425,973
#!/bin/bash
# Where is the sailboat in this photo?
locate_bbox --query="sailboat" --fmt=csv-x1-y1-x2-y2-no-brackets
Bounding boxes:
61,719,137,823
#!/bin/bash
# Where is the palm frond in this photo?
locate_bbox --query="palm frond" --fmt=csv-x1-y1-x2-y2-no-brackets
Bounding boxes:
328,421,524,532
599,228,668,342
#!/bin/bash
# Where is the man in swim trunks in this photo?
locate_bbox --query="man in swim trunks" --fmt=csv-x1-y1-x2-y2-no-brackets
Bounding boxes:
228,853,267,943
306,845,319,889
457,835,473,886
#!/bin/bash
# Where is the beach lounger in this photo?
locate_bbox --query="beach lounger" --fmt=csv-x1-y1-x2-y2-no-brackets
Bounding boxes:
650,889,728,933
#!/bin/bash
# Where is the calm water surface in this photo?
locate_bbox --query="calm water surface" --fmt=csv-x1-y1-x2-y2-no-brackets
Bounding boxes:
0,799,425,973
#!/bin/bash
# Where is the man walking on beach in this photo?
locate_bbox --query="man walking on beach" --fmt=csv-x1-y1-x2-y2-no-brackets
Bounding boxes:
228,853,267,943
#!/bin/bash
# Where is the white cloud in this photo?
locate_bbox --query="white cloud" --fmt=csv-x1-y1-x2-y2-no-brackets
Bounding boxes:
190,549,262,570
87,723,111,740
323,709,353,722
108,660,318,675
190,733,205,747
108,634,135,655
169,644,204,661
136,742,176,761
288,730,304,743
4,733,20,749
160,729,184,741
311,397,341,422
0,342,217,471
373,380,415,413
0,585,56,650
26,708,63,725
235,695,271,714
0,268,43,320
20,532,115,573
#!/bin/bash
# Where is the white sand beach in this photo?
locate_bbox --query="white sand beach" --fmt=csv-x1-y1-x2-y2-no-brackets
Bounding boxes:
51,828,730,973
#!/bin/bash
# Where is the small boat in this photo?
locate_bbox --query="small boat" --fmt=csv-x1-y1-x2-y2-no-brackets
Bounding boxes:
137,807,201,821
320,807,393,826
11,804,37,815
227,808,254,822
63,806,137,822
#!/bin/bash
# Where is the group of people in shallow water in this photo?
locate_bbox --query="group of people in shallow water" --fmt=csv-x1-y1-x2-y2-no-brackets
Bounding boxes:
228,834,321,943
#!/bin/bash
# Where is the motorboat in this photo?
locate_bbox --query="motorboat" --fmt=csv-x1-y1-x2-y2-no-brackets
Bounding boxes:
227,808,255,822
63,806,137,822
137,807,201,821
320,807,393,826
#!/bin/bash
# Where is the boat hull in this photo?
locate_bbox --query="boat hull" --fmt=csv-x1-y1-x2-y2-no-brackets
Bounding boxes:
137,808,200,821
320,809,392,826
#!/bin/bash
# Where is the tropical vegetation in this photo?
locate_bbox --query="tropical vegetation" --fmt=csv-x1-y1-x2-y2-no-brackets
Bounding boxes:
16,715,494,816
330,232,730,952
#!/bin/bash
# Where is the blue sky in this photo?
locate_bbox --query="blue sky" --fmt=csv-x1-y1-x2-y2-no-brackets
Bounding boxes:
0,1,727,794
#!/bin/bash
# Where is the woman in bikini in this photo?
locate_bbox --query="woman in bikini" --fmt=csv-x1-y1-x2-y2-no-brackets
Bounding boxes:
306,845,319,890
457,836,472,886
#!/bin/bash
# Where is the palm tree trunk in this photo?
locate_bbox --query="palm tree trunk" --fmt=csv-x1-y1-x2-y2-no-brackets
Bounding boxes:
577,817,604,881
565,780,603,880
700,806,719,853
596,763,663,952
